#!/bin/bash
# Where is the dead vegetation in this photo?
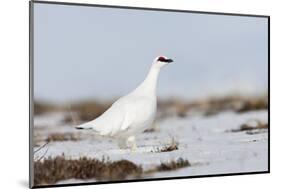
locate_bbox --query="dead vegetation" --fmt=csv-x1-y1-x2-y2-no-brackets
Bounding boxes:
160,144,178,152
46,133,80,142
34,156,142,185
35,95,267,121
66,101,111,122
229,120,268,133
154,138,179,153
155,158,190,171
202,96,268,116
158,95,268,118
145,158,190,173
246,129,268,135
34,156,190,186
34,100,111,121
34,142,50,162
34,101,63,115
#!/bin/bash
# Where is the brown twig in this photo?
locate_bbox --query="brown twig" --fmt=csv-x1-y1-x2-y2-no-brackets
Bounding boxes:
36,147,49,162
34,141,49,154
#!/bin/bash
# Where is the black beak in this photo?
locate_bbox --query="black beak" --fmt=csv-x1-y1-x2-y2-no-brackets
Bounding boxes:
166,58,173,63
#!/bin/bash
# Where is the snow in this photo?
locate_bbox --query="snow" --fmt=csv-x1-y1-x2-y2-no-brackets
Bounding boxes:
34,110,268,183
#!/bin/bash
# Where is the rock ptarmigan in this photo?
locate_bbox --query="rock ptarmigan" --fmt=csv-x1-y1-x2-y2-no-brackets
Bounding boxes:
76,56,173,150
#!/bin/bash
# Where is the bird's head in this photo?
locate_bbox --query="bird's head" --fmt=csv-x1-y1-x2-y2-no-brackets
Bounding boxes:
153,56,174,69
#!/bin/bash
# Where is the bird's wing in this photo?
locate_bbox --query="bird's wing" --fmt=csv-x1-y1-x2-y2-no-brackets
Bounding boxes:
76,95,155,136
89,103,125,136
75,99,126,136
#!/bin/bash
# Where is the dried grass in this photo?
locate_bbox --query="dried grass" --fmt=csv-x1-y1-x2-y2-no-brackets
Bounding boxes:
34,156,142,185
154,138,179,153
158,95,268,118
230,120,268,133
34,155,190,186
145,158,190,173
34,101,61,115
35,95,267,120
46,133,80,142
156,158,190,171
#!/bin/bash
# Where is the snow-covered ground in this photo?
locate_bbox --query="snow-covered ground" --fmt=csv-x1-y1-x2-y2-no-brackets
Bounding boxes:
33,110,268,183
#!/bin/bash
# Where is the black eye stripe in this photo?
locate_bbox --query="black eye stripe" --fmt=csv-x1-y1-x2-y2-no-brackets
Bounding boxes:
157,57,173,63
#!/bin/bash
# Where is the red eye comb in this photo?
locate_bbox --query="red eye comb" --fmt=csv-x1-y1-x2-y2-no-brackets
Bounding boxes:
157,56,166,61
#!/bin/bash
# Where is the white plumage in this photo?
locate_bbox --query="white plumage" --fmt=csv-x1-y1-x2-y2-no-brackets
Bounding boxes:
76,56,173,150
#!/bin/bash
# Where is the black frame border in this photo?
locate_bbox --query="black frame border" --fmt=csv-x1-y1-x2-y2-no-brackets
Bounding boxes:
29,1,270,188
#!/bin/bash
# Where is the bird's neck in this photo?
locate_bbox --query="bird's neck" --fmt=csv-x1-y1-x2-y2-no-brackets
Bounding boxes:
134,65,160,96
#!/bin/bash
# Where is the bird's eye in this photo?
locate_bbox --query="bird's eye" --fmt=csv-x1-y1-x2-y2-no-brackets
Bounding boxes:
157,56,166,62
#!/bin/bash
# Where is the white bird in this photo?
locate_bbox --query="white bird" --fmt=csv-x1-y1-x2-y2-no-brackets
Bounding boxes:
75,56,173,150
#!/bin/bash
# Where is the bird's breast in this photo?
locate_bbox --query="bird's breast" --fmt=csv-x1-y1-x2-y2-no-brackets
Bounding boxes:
127,98,156,131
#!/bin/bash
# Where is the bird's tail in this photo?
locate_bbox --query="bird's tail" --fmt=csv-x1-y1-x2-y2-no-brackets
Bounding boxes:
75,123,93,130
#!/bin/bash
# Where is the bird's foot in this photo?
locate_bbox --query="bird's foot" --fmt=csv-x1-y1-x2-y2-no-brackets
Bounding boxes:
130,143,137,152
127,136,137,152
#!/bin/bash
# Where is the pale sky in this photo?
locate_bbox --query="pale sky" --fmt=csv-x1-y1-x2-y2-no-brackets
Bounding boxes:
34,3,268,103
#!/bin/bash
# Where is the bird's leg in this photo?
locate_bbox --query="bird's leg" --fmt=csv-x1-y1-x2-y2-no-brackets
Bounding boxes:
117,137,127,149
126,136,137,151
